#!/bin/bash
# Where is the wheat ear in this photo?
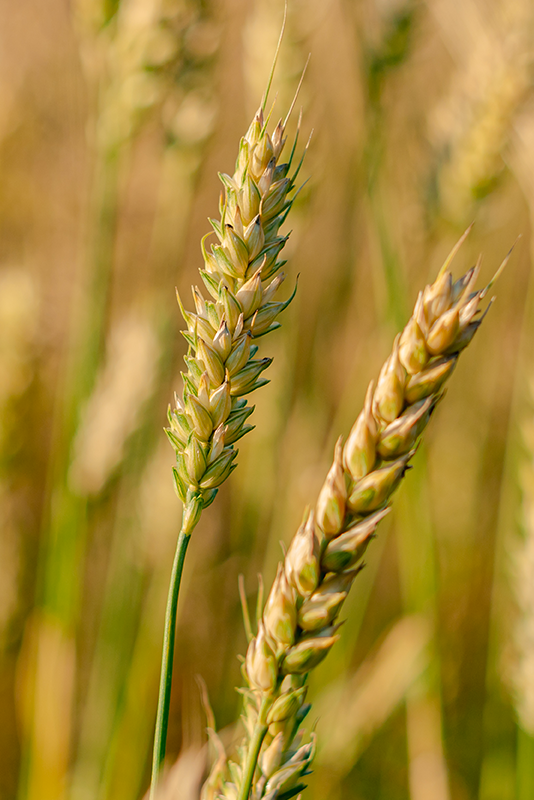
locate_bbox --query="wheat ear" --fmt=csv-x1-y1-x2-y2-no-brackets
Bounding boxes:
167,97,306,533
150,66,308,795
203,235,510,800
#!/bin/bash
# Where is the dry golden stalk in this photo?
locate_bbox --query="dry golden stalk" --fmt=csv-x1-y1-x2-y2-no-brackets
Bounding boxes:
167,101,306,532
512,374,534,736
69,313,159,495
205,234,509,800
0,269,39,644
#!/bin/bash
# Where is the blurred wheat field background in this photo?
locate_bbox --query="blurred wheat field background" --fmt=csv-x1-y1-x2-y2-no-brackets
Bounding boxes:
1,0,534,798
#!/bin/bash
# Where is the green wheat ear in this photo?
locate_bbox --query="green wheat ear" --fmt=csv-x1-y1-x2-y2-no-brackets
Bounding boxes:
168,81,309,534
165,5,310,535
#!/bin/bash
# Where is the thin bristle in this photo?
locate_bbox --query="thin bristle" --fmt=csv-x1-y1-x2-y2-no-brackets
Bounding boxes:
287,108,303,170
261,95,278,137
196,675,216,732
283,53,311,130
238,575,254,643
261,1,287,112
461,254,483,301
291,132,314,184
437,222,474,278
481,237,518,298
256,573,264,628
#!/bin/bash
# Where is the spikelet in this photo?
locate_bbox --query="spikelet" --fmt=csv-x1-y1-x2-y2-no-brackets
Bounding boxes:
167,96,306,533
206,232,507,800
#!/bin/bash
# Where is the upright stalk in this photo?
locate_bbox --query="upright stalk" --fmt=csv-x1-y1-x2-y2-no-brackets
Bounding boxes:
149,526,191,799
150,70,306,797
18,143,122,800
517,726,534,800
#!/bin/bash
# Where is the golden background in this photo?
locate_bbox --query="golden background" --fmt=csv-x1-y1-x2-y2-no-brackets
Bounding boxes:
0,0,533,798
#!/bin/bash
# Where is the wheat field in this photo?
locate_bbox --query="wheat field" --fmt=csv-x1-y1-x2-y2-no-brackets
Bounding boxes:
0,1,533,799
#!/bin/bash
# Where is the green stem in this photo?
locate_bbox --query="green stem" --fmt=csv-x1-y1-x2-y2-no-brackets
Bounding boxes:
149,526,191,799
237,695,272,800
517,725,534,800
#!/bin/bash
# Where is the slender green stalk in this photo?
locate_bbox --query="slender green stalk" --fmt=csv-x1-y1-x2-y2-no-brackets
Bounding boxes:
237,696,272,800
149,526,191,799
152,87,304,797
517,726,534,800
18,143,122,800
151,67,305,798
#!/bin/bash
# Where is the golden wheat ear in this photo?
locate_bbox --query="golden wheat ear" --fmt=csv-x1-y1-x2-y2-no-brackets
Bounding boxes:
208,233,511,800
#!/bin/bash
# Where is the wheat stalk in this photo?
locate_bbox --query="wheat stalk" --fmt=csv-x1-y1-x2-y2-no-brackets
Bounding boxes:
508,372,534,799
150,35,309,791
202,234,510,800
69,313,159,496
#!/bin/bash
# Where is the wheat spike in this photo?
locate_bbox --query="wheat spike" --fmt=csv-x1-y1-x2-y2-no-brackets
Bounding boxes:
167,101,305,533
204,234,509,800
429,0,534,220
